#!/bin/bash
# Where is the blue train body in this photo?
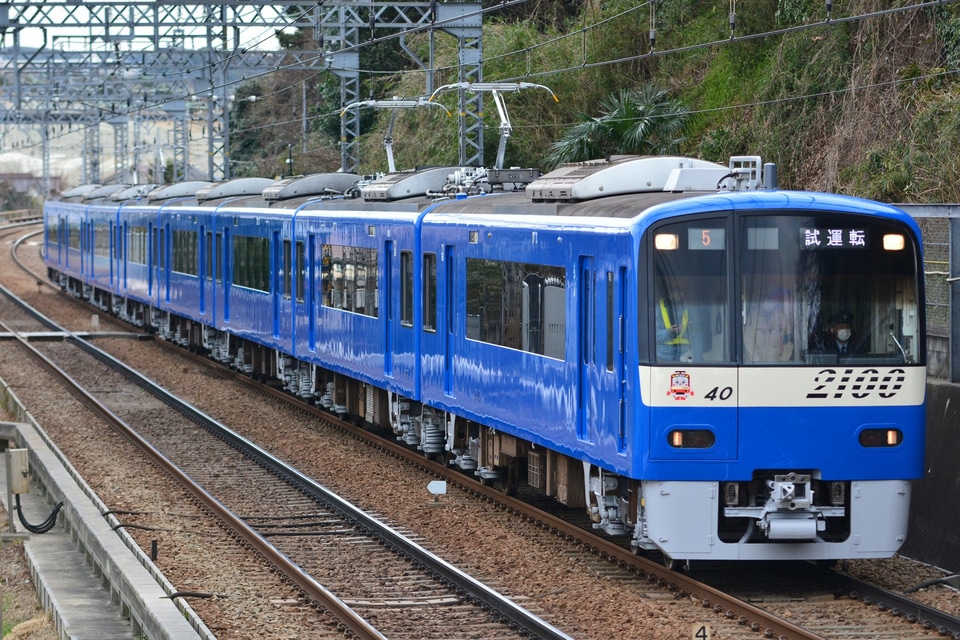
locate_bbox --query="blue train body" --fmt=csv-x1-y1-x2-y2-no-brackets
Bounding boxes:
43,156,926,562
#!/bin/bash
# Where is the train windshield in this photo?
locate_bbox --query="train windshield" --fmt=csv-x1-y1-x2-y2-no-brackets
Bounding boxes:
650,212,922,366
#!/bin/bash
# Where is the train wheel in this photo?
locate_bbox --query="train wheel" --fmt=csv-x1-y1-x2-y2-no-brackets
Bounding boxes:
663,555,689,572
503,460,519,497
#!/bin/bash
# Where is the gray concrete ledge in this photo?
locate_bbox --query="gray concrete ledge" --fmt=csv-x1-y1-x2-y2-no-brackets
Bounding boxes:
0,380,213,640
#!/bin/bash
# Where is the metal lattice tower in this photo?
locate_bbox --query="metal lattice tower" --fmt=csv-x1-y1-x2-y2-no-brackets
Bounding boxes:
81,113,100,183
0,1,487,185
317,2,482,172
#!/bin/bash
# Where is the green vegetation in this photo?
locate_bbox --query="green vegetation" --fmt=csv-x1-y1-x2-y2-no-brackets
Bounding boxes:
228,0,960,202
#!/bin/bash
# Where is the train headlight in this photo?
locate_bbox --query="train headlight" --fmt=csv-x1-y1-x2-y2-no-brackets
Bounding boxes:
883,234,905,251
655,233,679,250
667,429,715,448
858,428,902,447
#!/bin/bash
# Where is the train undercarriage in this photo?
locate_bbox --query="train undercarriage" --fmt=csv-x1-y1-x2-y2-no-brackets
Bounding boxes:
56,273,879,562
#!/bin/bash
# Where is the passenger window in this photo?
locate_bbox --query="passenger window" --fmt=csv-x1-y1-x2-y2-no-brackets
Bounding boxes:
401,251,413,327
423,253,437,332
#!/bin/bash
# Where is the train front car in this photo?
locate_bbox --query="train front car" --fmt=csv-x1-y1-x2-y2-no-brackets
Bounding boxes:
636,188,925,563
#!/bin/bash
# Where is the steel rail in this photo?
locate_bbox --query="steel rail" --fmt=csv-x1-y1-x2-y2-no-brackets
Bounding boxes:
831,571,960,639
0,277,577,639
0,317,389,640
264,378,828,640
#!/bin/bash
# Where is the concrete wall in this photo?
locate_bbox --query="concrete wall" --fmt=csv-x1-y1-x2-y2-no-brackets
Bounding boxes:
901,379,960,571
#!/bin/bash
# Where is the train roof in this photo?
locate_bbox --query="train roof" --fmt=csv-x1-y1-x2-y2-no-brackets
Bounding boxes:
58,184,102,201
196,178,278,205
428,189,703,218
147,181,213,203
263,172,361,206
111,184,159,201
525,155,731,202
359,166,456,201
82,184,132,202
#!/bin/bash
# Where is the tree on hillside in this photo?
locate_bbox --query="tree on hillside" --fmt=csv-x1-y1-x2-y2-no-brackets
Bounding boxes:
543,84,691,169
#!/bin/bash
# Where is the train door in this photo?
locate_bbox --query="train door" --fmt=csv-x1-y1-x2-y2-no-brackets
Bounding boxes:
82,218,90,278
222,227,231,322
148,223,154,297
308,234,316,350
206,230,216,322
57,215,65,270
109,221,116,285
273,230,282,338
161,222,169,303
577,256,596,441
200,227,208,315
611,268,628,452
384,239,394,376
122,222,128,288
444,244,455,396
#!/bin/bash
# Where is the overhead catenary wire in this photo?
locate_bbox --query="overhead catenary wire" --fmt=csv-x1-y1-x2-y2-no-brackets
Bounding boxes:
14,0,958,155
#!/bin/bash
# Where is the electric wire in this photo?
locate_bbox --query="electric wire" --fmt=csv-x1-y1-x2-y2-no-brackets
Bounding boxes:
9,0,959,157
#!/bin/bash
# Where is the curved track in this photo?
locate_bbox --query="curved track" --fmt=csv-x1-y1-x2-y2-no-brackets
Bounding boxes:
6,221,960,639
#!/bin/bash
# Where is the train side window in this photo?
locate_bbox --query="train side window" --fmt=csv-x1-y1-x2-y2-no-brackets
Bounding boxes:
295,241,305,302
466,258,566,359
215,232,223,283
283,239,292,298
401,250,413,327
114,223,122,262
423,252,437,332
321,244,379,318
129,226,147,264
606,271,614,372
232,235,270,292
94,223,109,258
173,230,198,275
206,232,213,281
68,222,80,249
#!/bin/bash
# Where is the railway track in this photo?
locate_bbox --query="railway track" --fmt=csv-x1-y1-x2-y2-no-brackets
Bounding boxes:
4,221,960,638
0,311,577,637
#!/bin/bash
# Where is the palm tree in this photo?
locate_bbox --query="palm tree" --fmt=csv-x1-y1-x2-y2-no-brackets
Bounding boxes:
544,84,691,169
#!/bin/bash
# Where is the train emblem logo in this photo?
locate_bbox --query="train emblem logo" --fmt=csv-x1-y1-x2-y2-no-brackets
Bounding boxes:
667,370,693,400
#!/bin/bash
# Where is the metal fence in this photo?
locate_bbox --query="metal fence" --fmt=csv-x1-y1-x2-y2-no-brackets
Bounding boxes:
903,206,960,381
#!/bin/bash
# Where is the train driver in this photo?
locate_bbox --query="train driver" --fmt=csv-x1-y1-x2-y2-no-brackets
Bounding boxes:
826,310,863,355
656,294,689,361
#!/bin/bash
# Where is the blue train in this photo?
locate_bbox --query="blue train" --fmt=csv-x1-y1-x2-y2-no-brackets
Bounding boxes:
43,155,926,563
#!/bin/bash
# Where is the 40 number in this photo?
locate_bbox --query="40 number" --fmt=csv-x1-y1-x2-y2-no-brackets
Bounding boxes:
703,386,734,401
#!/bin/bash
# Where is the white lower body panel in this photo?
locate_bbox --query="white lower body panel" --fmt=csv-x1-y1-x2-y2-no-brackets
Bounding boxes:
642,480,910,561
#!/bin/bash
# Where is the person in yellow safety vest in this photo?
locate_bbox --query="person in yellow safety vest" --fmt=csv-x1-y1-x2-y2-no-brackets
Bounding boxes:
656,296,689,360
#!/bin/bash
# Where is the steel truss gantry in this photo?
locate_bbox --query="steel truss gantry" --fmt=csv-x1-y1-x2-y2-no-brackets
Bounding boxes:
0,1,485,187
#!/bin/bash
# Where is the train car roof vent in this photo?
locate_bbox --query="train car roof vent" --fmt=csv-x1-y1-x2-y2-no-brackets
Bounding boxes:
60,184,102,200
147,181,213,202
526,156,728,202
197,177,278,202
111,184,159,201
360,166,456,201
262,173,360,201
82,184,130,201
